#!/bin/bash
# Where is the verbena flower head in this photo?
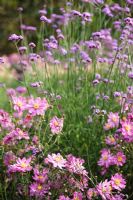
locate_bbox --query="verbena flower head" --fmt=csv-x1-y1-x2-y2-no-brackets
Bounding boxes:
40,15,51,23
45,153,66,169
9,157,32,173
50,116,64,134
126,0,133,4
8,34,23,42
111,173,126,191
16,86,27,94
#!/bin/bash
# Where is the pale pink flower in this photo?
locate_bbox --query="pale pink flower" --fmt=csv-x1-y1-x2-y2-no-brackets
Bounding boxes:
45,153,66,169
97,179,112,200
108,112,120,128
104,112,120,130
27,97,49,116
15,128,29,140
12,96,27,112
50,116,64,134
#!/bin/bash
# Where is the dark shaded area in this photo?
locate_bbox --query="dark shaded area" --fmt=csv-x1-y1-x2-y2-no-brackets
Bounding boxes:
0,0,62,54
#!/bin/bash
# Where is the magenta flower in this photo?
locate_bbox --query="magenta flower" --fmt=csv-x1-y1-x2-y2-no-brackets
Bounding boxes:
3,130,17,145
0,109,14,130
49,116,64,134
97,179,112,200
66,154,87,175
45,153,66,169
111,173,126,191
33,168,48,183
87,188,98,199
9,157,32,173
105,135,117,146
114,152,126,166
98,149,115,168
15,128,29,140
4,151,16,166
30,182,49,198
59,195,70,200
27,97,49,116
72,192,83,200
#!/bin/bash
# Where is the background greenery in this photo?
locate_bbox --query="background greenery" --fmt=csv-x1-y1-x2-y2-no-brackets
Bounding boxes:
0,0,125,54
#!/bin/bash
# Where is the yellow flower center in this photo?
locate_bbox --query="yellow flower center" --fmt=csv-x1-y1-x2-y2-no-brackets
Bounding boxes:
38,175,43,179
55,156,62,162
110,137,115,143
74,198,79,200
103,155,108,161
19,130,24,136
21,162,27,168
37,185,42,190
112,116,117,122
105,124,111,129
114,179,120,186
54,121,59,127
17,101,22,107
109,185,112,192
34,103,39,109
125,125,131,132
117,156,122,162
102,187,107,193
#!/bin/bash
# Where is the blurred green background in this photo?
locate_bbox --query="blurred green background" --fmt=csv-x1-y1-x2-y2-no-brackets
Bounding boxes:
0,0,124,55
